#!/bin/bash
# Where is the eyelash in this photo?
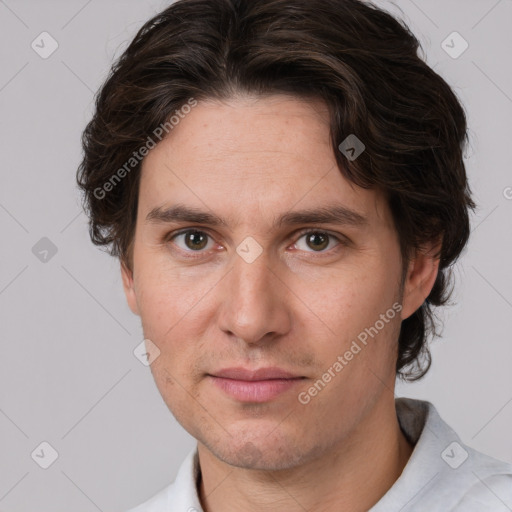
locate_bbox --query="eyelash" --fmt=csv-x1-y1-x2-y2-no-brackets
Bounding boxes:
164,228,347,259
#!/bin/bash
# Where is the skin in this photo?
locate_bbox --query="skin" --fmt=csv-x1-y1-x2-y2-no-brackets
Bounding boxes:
121,94,441,511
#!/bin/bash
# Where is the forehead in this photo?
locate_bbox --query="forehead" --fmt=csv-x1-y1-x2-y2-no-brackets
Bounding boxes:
138,94,392,231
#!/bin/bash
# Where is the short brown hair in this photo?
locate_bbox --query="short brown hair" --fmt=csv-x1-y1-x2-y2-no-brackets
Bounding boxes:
77,0,476,381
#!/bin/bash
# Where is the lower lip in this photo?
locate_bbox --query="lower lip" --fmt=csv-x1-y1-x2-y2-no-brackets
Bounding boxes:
209,376,304,402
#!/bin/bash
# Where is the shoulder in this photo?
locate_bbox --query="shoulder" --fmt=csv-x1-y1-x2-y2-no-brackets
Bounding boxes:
451,473,512,511
389,398,512,511
124,482,173,512
123,446,201,512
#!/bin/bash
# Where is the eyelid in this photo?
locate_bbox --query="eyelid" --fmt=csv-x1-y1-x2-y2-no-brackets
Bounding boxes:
292,227,347,242
290,228,347,254
163,226,220,254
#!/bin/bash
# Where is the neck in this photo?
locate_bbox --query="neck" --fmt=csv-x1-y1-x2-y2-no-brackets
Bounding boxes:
197,396,414,512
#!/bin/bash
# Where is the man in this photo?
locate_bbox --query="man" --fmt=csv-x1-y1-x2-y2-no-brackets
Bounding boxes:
77,0,512,510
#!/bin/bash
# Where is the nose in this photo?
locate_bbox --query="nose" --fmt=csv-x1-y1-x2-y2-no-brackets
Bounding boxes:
216,246,292,346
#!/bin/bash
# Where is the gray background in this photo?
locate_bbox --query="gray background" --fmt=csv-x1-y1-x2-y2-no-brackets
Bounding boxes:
0,0,511,510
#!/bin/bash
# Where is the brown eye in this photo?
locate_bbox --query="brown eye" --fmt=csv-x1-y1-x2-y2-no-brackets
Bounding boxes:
184,231,208,250
305,232,329,251
294,231,340,253
170,230,213,253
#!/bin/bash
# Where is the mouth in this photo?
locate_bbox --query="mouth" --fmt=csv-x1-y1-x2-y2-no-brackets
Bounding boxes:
207,367,307,403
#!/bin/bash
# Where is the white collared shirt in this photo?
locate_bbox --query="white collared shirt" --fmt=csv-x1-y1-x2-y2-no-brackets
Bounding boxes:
126,398,512,511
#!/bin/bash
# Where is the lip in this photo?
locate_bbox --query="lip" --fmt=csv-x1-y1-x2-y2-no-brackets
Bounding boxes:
208,367,306,403
211,367,301,381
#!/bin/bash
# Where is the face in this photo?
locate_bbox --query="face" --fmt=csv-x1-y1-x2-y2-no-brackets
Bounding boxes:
122,94,435,471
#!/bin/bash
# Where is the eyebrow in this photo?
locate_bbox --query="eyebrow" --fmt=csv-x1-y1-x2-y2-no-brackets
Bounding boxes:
145,203,368,229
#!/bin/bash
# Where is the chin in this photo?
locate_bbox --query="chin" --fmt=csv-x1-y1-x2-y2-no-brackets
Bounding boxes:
200,431,312,471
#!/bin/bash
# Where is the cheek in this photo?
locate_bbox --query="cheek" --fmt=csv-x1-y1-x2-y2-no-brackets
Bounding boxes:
298,264,393,335
134,265,218,383
135,261,210,327
293,262,402,383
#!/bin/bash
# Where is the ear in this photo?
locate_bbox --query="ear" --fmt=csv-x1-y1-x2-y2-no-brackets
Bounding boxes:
121,260,140,316
400,237,442,320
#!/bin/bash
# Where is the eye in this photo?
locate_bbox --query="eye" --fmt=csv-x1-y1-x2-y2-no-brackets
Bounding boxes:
169,229,215,253
293,230,343,253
